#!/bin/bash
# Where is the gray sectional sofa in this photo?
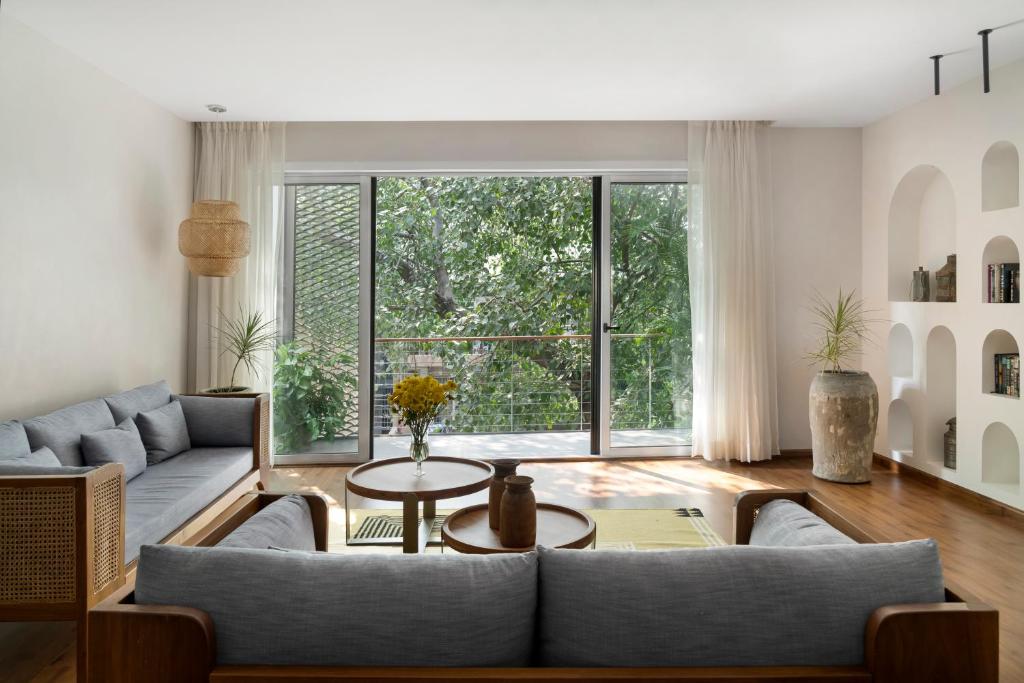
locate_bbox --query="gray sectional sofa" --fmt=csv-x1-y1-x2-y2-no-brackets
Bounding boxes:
0,380,269,677
88,489,999,683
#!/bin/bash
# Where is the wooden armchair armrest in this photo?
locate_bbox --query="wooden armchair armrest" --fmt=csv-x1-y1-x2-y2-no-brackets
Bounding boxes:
865,602,998,683
254,491,330,551
733,489,808,544
188,490,331,551
89,599,215,683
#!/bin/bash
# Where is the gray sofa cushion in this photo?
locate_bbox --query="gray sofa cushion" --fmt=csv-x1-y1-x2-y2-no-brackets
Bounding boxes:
81,418,148,481
135,400,191,464
22,399,116,466
16,446,62,467
176,395,255,447
537,541,944,668
0,420,31,459
135,546,537,667
217,495,315,551
125,446,253,563
0,463,95,476
750,499,856,547
104,380,172,423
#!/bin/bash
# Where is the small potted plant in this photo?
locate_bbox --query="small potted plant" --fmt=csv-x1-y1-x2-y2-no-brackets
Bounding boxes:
205,306,276,394
387,374,457,477
806,290,880,483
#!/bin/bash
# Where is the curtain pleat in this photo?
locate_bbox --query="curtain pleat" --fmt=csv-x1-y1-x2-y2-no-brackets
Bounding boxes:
688,121,779,461
187,122,285,392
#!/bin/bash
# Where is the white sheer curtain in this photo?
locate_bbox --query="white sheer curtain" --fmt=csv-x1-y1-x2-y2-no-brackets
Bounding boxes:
188,122,285,392
687,121,779,461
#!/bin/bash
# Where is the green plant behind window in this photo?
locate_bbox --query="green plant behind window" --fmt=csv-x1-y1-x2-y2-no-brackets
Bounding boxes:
213,306,277,391
273,342,356,452
806,289,877,373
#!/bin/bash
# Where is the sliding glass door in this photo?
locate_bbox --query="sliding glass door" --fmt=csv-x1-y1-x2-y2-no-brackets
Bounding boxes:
273,173,690,462
373,176,594,459
599,178,691,454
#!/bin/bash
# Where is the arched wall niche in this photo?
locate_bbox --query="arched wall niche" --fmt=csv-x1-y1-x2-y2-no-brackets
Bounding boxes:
888,399,914,458
982,422,1020,485
982,141,1020,212
925,326,956,466
888,165,956,302
888,323,914,378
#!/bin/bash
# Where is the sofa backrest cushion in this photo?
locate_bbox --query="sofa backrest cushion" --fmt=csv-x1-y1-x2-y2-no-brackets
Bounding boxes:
81,418,148,481
749,499,856,546
22,399,115,466
104,380,172,423
537,541,944,668
176,395,254,447
0,462,96,476
216,495,315,551
135,545,537,667
0,420,31,460
0,446,64,473
135,400,191,464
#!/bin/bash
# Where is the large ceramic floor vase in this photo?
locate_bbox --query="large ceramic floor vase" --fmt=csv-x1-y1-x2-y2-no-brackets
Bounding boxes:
809,371,879,483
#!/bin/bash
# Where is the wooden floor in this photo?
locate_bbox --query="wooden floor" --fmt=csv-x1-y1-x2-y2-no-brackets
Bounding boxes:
4,456,1023,682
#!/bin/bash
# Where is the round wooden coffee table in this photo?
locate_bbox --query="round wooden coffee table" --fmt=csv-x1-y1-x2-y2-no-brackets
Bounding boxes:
441,503,596,554
345,457,493,553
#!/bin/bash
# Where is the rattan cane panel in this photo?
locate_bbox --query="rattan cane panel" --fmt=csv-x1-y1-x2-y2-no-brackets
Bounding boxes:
0,487,76,603
259,399,270,462
92,475,121,592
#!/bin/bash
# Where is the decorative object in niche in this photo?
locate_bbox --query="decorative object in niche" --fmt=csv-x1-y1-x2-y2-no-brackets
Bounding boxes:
935,255,956,302
911,267,930,302
993,353,1020,397
944,418,956,470
987,262,1020,303
178,200,250,277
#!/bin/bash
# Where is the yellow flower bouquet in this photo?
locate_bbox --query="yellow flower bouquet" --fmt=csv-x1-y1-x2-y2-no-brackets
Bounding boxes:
387,374,457,476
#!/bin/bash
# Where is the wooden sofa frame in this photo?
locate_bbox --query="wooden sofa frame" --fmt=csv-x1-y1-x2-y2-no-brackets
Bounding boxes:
0,392,270,678
87,487,998,683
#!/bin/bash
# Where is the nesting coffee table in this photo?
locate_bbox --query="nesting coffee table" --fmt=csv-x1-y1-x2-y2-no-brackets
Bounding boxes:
442,502,596,553
345,456,493,553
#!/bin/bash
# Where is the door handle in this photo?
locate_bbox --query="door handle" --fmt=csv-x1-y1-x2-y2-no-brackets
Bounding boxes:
603,323,620,332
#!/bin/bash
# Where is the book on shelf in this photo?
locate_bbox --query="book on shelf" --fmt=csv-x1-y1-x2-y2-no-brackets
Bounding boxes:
993,352,1020,397
987,263,1020,303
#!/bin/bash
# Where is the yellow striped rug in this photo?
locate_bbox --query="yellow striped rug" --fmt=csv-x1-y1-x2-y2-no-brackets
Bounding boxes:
333,508,725,554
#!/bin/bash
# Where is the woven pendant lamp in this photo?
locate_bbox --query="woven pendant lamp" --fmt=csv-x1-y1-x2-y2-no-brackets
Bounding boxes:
178,200,250,277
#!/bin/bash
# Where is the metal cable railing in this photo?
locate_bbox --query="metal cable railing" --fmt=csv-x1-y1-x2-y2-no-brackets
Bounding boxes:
373,333,678,436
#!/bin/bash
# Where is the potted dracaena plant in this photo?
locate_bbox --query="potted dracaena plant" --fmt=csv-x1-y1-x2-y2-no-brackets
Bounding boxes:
205,305,276,394
806,289,880,483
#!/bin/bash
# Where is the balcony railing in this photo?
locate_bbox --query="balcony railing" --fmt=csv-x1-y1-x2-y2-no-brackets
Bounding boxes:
373,333,685,436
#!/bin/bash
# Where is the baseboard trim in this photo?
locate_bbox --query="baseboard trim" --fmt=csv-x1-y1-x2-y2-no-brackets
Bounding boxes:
872,452,1024,524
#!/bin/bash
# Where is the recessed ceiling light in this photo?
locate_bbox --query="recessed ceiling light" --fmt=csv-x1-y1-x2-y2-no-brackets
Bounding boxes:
206,104,227,113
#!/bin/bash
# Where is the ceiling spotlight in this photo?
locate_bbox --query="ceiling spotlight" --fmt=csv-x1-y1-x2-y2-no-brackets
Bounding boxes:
206,104,227,113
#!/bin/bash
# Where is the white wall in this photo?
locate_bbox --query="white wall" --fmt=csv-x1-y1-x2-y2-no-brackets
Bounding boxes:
770,127,864,451
0,16,193,419
286,121,862,451
862,58,1024,509
286,121,687,172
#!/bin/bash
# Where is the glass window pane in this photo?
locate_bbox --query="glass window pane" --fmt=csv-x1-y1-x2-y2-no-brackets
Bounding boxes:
374,176,593,459
609,182,691,448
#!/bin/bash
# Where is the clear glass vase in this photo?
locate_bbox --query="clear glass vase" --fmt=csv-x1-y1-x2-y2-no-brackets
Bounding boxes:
409,435,430,477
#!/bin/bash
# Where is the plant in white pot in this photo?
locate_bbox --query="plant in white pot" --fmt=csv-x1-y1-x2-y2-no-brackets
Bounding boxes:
205,306,276,394
806,290,879,483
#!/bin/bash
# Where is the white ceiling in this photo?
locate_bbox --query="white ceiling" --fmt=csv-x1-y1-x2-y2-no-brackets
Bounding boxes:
5,0,1024,126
